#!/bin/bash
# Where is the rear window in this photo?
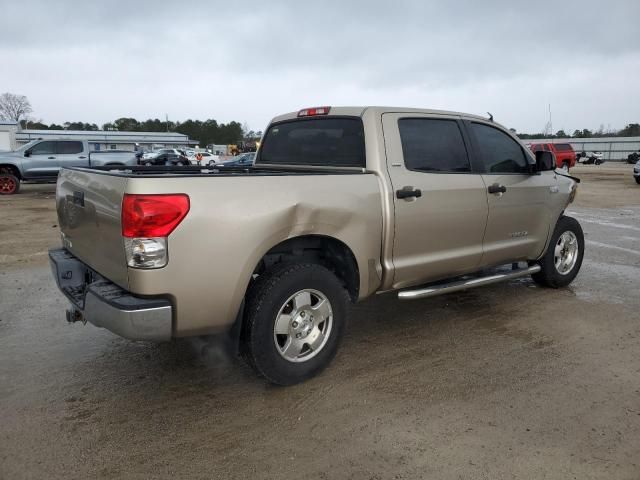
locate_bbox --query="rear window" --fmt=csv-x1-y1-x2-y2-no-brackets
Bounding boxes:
398,118,470,172
258,117,365,167
554,143,573,151
57,141,83,154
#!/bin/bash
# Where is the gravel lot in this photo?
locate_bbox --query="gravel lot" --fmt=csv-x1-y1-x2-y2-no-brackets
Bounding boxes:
1,164,639,479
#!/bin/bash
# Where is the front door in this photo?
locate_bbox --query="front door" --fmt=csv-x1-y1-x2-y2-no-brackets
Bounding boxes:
23,141,59,178
465,121,554,266
382,113,489,289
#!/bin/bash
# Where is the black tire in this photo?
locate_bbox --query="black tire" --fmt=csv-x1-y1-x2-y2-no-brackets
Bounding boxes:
561,161,570,172
531,216,584,288
241,263,350,385
635,177,640,185
0,174,20,195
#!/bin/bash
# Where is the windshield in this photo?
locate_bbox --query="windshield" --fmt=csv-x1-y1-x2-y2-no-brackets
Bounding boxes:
258,117,365,167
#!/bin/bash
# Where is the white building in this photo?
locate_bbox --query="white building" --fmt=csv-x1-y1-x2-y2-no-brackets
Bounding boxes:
16,129,197,151
0,123,197,152
0,121,19,151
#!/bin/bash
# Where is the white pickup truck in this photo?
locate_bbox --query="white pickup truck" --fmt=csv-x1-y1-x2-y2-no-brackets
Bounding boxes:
0,138,138,194
49,106,583,385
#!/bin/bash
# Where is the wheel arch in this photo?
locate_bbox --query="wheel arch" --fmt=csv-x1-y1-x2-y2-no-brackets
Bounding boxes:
252,234,361,302
0,164,22,179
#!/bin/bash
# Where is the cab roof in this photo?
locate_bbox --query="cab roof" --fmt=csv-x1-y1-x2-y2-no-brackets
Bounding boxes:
270,106,493,124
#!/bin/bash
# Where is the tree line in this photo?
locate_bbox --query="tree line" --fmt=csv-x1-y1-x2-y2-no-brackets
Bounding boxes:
0,92,252,146
517,123,640,139
24,117,248,146
2,92,639,144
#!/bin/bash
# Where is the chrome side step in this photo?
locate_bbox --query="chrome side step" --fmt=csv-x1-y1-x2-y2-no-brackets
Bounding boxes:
397,265,541,300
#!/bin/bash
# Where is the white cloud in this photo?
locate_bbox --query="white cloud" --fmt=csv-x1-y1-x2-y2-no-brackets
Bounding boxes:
2,0,639,132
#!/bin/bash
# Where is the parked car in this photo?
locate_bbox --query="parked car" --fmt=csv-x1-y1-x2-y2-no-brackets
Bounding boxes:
142,148,185,160
50,106,582,385
633,160,640,184
189,151,220,165
627,151,640,164
577,151,605,165
219,152,256,167
529,142,576,171
141,152,189,166
0,139,137,195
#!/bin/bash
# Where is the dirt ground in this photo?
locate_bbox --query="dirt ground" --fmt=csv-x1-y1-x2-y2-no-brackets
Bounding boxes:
1,163,639,479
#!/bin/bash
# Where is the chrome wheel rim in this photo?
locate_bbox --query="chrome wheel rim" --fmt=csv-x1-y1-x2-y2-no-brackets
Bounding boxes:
554,231,579,275
273,289,333,363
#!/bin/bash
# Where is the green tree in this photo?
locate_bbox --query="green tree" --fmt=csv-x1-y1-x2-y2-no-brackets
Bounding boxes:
555,129,567,138
619,123,640,137
113,117,141,131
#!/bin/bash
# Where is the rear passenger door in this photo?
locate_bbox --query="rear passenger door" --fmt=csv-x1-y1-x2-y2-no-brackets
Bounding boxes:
465,121,553,266
56,141,89,170
382,113,489,289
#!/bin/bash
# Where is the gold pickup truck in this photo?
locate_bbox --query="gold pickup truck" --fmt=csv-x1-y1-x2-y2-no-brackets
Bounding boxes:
50,106,583,385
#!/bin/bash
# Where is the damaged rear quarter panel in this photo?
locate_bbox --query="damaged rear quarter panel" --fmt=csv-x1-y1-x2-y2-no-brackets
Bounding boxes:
126,173,383,336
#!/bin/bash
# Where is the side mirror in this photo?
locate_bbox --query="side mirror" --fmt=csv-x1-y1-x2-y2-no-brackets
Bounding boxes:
535,150,555,171
24,150,31,157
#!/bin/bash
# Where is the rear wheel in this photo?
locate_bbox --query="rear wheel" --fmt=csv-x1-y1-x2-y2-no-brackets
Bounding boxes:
635,177,640,185
531,216,584,288
0,174,19,195
242,263,350,385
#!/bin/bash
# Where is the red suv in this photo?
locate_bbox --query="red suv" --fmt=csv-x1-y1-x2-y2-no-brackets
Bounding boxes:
529,143,576,171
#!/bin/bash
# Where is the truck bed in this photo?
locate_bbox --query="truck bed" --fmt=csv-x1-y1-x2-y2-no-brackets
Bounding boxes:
55,165,383,335
83,164,367,177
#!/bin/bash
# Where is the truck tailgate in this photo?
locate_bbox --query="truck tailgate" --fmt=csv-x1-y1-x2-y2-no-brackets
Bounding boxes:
56,168,129,288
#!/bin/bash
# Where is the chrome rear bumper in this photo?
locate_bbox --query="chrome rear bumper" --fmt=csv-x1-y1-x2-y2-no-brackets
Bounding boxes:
49,248,172,341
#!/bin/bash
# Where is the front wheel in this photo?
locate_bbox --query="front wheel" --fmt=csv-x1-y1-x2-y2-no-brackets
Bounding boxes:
531,216,584,288
242,263,350,385
0,174,20,195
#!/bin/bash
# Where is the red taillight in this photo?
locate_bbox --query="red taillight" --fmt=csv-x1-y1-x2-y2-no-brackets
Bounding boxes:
297,106,331,117
122,194,190,238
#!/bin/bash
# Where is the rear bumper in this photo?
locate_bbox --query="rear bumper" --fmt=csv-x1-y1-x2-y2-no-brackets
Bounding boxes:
49,248,172,341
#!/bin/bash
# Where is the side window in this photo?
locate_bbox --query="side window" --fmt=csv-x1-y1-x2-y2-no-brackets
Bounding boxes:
57,141,83,154
398,118,470,172
470,123,529,173
30,141,56,155
555,143,571,151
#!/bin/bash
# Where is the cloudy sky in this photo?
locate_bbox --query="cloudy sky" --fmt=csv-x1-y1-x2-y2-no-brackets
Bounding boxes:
2,0,639,133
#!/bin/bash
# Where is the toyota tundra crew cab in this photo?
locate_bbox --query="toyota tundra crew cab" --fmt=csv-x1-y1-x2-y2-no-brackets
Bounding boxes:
0,139,138,194
49,106,583,385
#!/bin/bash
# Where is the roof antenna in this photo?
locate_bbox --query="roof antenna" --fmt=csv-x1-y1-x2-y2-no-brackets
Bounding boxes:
487,112,494,122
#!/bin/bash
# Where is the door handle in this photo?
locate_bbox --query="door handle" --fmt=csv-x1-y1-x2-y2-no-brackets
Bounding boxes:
48,156,56,159
396,187,422,199
488,183,507,194
78,156,87,159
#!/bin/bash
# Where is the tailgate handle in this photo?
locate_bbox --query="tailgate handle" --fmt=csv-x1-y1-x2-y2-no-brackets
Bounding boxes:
396,187,422,199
